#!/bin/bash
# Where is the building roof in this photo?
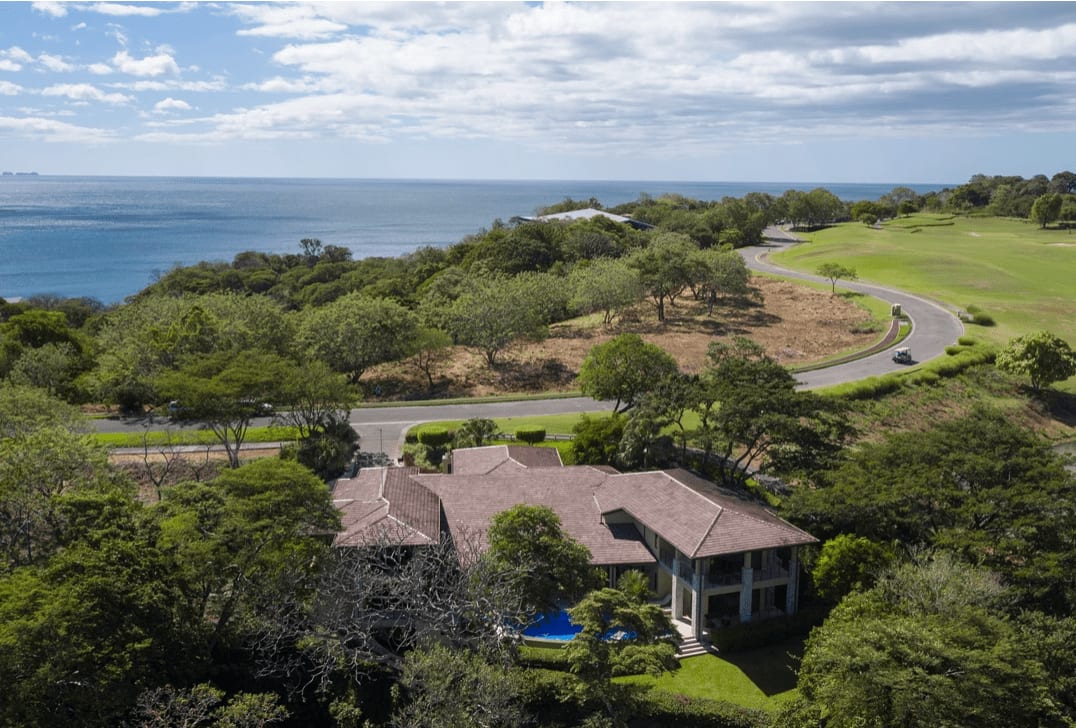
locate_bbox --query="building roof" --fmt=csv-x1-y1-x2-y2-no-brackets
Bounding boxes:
449,444,563,475
332,466,441,547
512,208,654,230
333,447,816,564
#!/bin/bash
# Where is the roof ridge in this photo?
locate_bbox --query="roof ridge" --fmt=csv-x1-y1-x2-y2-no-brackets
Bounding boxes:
691,507,724,559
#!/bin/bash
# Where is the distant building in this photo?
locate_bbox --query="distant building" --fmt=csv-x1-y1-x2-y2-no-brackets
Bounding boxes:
512,208,654,230
332,445,815,640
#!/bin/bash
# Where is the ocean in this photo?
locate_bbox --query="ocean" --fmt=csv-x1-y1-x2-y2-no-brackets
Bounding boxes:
0,176,951,304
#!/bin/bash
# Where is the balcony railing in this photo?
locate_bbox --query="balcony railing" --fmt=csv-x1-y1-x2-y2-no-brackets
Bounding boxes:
753,564,790,581
703,572,742,589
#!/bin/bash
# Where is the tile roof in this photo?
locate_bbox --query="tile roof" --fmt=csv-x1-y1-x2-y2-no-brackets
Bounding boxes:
449,444,562,475
332,466,440,547
334,447,816,564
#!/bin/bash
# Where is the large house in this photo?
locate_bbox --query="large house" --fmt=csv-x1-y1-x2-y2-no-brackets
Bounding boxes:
331,445,816,640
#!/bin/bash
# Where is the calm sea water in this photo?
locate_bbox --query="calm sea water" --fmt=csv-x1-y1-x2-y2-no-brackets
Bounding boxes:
0,176,950,304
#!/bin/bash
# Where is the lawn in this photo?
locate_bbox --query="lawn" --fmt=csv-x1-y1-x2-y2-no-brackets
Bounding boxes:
94,425,301,448
617,637,803,712
772,214,1076,347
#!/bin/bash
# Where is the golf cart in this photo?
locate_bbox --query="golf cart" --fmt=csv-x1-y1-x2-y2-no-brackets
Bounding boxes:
892,347,912,364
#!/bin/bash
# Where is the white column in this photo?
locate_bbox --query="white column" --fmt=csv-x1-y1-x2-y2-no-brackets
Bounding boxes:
692,559,705,638
671,573,682,620
785,547,799,615
739,552,754,623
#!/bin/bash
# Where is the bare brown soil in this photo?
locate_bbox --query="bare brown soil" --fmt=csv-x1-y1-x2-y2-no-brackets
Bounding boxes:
368,277,879,400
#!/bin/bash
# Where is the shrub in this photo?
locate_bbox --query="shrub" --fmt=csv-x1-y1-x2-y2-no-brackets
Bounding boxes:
972,311,996,326
831,375,903,401
518,645,571,671
957,336,978,346
945,345,965,356
965,304,982,315
632,691,771,728
515,425,547,444
416,425,452,448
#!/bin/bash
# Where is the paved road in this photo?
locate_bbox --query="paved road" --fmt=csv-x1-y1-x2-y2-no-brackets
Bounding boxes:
745,227,964,388
96,230,963,459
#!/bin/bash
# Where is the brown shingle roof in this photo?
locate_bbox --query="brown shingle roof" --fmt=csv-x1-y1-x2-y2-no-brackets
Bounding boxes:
335,447,815,564
333,467,441,547
450,445,562,475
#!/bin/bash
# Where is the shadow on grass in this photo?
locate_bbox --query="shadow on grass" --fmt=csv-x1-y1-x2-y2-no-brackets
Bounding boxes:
1041,389,1076,428
717,636,805,697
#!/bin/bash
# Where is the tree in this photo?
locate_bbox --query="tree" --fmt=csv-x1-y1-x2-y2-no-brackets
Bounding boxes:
563,586,676,725
789,554,1068,728
688,247,753,315
692,338,851,487
0,488,190,727
815,262,858,294
783,407,1076,614
485,505,601,615
577,334,679,413
567,258,644,324
449,276,552,368
407,327,453,392
156,351,290,468
811,534,894,603
154,459,339,653
297,294,419,384
570,413,626,466
390,643,528,728
454,417,497,448
1030,192,1063,228
627,233,698,321
995,330,1076,393
274,359,358,440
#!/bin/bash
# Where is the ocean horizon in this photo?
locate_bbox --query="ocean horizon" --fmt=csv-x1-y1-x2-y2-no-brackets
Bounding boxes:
0,175,954,304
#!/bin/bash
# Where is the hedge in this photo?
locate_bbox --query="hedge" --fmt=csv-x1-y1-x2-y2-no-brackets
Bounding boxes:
630,691,771,728
515,425,547,444
709,603,828,653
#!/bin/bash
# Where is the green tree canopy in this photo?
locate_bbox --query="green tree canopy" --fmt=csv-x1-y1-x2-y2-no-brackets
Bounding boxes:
627,232,698,321
1030,191,1064,228
815,262,858,294
783,407,1076,613
577,334,679,413
789,554,1068,728
485,504,600,615
995,329,1076,392
296,293,419,383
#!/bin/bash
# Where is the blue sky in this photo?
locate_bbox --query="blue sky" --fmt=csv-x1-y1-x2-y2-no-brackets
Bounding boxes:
2,1,1076,182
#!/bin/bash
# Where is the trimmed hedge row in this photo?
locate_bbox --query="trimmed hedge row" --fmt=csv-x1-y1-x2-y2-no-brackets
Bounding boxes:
630,691,771,728
515,425,547,444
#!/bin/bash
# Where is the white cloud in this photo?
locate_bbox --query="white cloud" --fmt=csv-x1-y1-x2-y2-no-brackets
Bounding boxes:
10,47,34,64
0,60,21,72
231,4,347,40
41,82,131,105
0,115,113,142
31,2,67,18
111,78,226,92
88,63,113,75
111,49,180,77
38,53,74,72
0,81,22,95
154,97,191,112
87,2,165,17
72,22,87,30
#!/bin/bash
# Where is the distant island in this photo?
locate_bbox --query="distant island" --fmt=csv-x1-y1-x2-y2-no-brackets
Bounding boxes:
1,171,38,176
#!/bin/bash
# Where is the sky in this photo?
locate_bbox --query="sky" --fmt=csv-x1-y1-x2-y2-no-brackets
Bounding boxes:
1,1,1075,183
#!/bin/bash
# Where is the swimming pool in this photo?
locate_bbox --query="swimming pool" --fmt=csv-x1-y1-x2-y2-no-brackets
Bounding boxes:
522,610,582,641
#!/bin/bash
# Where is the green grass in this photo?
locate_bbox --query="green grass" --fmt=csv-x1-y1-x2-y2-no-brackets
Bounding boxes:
360,390,584,408
617,637,803,712
94,425,301,448
414,411,610,436
773,215,1076,347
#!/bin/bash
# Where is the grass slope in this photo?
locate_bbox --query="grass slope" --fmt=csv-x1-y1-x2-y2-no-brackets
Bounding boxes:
772,214,1076,346
617,638,803,712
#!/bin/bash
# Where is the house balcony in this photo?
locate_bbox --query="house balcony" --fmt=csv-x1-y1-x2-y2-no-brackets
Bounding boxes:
753,564,790,582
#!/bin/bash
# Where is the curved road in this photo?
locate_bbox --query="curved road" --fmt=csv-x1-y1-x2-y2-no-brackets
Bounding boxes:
99,231,963,459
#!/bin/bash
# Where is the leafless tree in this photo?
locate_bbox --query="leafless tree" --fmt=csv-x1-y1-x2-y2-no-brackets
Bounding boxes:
250,527,529,696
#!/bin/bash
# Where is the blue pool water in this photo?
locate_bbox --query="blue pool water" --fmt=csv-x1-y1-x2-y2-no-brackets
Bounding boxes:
523,610,583,641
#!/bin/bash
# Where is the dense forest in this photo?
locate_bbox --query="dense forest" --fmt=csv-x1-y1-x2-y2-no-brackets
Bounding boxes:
0,172,1073,727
